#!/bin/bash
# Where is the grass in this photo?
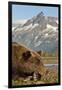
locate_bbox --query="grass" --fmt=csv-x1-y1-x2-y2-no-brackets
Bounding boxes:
12,68,58,86
41,69,58,84
41,57,58,64
12,78,45,86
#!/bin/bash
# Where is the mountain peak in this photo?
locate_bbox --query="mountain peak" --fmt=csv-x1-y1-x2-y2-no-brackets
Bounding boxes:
32,11,45,26
12,11,58,53
37,11,44,17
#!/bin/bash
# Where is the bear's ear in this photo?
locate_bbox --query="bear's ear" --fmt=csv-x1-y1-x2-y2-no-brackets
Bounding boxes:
26,51,31,55
22,51,31,60
26,51,31,57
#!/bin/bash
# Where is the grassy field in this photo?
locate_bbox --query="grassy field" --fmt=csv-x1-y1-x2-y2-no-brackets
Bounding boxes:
12,56,59,86
12,68,58,86
41,57,58,64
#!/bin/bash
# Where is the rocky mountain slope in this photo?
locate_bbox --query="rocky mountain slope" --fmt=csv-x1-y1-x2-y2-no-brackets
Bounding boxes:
12,11,58,53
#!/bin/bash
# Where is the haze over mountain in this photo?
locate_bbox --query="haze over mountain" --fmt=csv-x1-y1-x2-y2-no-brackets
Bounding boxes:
12,11,58,53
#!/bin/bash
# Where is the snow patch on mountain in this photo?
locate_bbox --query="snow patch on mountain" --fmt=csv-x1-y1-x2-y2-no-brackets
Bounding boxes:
34,41,42,47
13,19,27,25
12,11,58,52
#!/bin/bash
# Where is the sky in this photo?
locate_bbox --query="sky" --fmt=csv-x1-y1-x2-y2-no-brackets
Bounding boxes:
12,5,58,23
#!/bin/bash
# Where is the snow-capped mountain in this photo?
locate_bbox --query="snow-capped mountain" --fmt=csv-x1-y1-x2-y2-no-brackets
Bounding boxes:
12,11,58,52
12,19,27,31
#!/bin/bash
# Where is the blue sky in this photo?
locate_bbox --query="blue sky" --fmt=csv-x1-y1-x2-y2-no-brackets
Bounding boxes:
12,5,58,22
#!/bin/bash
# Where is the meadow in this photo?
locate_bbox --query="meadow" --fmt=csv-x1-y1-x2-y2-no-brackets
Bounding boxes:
12,56,58,86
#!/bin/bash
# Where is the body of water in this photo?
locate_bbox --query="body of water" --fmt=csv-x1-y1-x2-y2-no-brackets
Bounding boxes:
44,64,58,71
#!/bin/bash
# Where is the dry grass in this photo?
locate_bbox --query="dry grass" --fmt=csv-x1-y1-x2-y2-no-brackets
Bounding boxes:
12,68,58,86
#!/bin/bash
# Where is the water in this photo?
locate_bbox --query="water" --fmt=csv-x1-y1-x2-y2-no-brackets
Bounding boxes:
44,64,58,67
44,64,58,71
